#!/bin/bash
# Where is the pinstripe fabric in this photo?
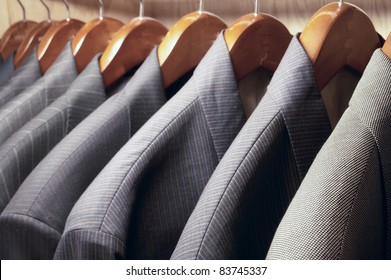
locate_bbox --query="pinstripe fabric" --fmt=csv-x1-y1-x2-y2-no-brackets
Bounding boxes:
0,51,15,84
0,42,77,147
0,55,107,213
55,34,247,260
171,36,332,260
0,49,41,108
267,49,391,260
0,48,166,260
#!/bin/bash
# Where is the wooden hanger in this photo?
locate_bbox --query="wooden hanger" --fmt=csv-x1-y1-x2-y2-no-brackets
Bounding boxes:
382,33,391,60
224,0,292,81
37,0,85,74
300,0,381,90
14,0,58,69
71,0,123,73
100,0,168,88
0,0,37,61
158,0,227,89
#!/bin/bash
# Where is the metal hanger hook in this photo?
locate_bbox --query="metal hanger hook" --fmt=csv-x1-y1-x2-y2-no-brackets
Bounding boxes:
39,0,51,21
97,0,104,19
339,0,344,8
62,0,71,21
139,0,144,18
255,0,260,14
199,0,204,12
17,0,26,21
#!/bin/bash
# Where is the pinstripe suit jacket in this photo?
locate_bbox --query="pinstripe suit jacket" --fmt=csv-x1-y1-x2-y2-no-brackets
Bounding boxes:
267,49,391,260
0,42,77,147
0,49,41,108
54,34,247,260
0,52,15,84
0,49,167,260
171,36,332,260
0,55,110,214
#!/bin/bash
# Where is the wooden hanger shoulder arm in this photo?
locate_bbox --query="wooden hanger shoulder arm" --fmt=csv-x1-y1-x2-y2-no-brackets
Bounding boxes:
0,20,37,61
225,13,292,81
158,11,227,89
72,17,124,73
300,2,380,90
37,19,85,74
100,17,168,88
14,20,58,69
382,33,391,60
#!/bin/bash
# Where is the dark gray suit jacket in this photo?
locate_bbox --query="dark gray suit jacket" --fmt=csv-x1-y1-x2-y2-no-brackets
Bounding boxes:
0,49,41,108
0,42,78,147
171,36,332,260
0,55,109,213
0,52,15,84
267,49,391,260
54,34,247,260
0,49,168,260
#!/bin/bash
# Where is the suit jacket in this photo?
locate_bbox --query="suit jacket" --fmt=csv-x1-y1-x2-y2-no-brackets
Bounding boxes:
0,48,168,260
0,42,77,147
54,34,247,260
0,49,41,108
171,36,332,260
266,49,391,260
0,52,15,85
0,55,111,213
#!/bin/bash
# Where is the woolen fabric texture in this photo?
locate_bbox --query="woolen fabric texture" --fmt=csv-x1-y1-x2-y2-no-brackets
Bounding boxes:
0,49,41,108
267,49,391,260
54,34,246,260
0,48,167,260
0,55,108,215
0,42,78,148
171,36,332,260
0,51,15,84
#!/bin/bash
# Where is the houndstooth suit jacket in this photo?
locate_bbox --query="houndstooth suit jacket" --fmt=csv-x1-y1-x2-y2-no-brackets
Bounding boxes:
267,49,391,260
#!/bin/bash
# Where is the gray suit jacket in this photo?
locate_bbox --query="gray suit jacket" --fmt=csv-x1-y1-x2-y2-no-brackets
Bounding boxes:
0,49,41,108
54,34,247,260
0,49,167,260
267,49,391,260
0,42,78,147
0,55,109,213
0,52,15,85
171,36,332,260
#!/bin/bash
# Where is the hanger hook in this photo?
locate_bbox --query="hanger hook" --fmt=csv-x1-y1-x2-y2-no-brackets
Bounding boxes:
39,0,51,21
255,0,260,14
199,0,204,13
17,0,26,21
96,0,104,19
62,0,71,21
339,0,344,8
139,0,144,18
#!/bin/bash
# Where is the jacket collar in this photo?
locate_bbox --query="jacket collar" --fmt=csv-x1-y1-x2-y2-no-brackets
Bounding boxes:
66,54,107,130
0,51,15,83
349,49,391,257
0,47,41,88
192,33,246,160
43,41,77,77
121,47,168,134
16,47,40,74
267,35,331,179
